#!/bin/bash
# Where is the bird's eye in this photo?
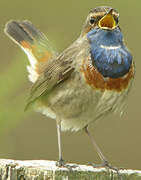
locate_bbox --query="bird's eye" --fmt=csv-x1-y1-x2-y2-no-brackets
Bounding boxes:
89,17,95,25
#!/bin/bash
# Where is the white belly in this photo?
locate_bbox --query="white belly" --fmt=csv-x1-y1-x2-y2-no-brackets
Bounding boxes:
35,72,131,132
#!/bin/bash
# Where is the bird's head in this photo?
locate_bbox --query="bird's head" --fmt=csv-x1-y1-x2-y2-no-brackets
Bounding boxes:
81,6,132,79
81,6,119,36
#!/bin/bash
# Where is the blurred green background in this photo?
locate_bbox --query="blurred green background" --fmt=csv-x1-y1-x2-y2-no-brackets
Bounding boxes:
0,0,140,170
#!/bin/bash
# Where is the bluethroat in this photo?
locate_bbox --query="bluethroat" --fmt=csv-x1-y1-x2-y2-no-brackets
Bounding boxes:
4,6,134,169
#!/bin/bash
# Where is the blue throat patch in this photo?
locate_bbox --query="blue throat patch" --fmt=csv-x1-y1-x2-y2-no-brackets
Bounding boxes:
87,28,132,78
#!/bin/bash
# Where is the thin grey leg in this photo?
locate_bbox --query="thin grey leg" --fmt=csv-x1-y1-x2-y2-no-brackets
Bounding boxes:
56,124,64,166
56,124,78,169
84,126,108,164
84,126,121,177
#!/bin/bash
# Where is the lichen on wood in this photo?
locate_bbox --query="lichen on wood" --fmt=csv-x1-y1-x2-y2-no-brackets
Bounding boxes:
0,159,140,180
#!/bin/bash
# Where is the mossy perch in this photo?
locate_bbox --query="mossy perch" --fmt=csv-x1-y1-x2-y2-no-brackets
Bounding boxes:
0,159,140,180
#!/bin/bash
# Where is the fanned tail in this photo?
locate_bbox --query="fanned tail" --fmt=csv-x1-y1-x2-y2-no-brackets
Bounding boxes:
4,20,57,83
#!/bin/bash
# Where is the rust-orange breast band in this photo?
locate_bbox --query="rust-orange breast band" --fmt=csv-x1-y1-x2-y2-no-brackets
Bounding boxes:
81,59,134,92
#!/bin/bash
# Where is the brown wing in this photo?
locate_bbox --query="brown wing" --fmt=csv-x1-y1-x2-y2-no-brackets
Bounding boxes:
24,44,79,110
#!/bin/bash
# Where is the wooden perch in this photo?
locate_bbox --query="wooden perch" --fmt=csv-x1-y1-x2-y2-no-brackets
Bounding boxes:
0,159,140,180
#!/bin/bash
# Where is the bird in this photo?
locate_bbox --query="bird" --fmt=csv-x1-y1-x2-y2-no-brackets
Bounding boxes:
4,6,134,169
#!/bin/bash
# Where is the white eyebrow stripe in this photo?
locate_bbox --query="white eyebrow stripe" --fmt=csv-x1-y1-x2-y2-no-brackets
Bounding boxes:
100,45,121,50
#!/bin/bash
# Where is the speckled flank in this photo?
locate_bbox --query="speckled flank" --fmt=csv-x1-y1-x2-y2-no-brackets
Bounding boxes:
81,58,134,92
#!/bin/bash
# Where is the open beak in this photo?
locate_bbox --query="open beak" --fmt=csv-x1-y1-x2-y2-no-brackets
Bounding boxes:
98,9,117,30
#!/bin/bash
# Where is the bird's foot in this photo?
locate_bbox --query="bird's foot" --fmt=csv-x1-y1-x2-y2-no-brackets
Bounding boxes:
89,160,122,180
56,158,78,170
103,160,119,172
89,160,118,170
56,158,65,167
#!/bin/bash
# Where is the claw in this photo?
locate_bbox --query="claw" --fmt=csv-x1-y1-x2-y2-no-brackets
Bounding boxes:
56,159,78,170
88,161,122,180
56,158,65,167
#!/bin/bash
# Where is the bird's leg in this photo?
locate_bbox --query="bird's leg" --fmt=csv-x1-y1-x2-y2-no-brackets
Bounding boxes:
56,123,78,169
84,126,108,165
84,126,119,172
84,127,122,179
56,124,65,167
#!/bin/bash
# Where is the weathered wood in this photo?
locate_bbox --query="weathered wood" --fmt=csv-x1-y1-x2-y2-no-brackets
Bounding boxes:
0,159,140,180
